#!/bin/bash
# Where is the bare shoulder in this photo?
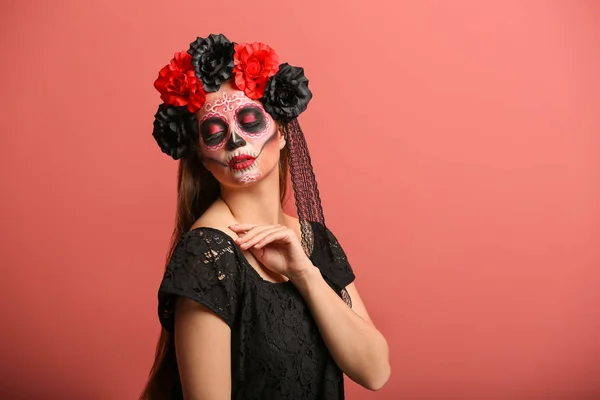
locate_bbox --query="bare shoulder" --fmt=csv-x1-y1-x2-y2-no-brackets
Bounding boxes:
190,199,239,238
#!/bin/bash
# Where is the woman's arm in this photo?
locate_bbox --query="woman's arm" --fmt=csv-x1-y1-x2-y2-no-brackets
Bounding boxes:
174,298,231,400
291,268,391,391
230,222,391,391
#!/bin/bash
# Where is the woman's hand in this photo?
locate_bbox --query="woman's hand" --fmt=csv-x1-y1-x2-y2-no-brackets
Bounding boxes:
229,223,313,280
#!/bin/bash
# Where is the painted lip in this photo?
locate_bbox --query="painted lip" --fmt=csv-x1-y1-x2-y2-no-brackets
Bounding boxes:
229,154,256,170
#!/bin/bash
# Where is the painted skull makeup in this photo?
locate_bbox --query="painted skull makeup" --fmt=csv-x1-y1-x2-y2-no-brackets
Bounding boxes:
152,33,342,264
197,84,282,185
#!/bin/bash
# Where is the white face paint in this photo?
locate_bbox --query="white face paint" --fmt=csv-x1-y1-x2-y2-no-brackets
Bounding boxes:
196,81,284,186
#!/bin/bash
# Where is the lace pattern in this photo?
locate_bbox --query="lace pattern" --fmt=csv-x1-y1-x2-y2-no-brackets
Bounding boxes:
158,229,245,330
157,222,355,399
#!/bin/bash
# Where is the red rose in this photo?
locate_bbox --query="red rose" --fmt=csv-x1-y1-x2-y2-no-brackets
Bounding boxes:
154,51,206,112
233,43,279,99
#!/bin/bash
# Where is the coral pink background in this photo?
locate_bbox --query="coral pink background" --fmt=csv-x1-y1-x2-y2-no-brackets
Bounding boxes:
1,0,599,399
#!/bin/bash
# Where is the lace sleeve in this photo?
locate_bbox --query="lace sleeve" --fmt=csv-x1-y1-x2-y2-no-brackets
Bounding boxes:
323,226,356,289
309,223,356,307
157,228,245,332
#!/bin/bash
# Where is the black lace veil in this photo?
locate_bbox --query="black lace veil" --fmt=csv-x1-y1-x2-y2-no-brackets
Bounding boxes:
282,118,340,264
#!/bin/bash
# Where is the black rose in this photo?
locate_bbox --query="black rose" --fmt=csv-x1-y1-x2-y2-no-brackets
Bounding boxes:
152,104,198,160
188,33,235,92
261,63,313,122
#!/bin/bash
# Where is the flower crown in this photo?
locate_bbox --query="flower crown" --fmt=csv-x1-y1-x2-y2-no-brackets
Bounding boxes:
152,33,313,160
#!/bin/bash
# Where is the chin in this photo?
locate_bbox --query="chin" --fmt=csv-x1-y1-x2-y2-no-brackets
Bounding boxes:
234,172,263,184
227,157,264,185
208,154,281,188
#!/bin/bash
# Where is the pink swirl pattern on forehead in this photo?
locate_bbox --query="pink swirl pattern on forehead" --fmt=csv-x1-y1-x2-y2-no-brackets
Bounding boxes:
203,91,254,114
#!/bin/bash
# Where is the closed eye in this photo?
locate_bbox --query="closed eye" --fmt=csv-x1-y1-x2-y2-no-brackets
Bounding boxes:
242,121,261,128
236,106,266,133
200,118,228,145
241,114,258,124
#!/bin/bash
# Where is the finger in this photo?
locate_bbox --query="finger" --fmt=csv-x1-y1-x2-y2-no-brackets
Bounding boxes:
254,228,294,249
228,224,257,233
235,225,278,244
230,224,271,239
239,226,287,250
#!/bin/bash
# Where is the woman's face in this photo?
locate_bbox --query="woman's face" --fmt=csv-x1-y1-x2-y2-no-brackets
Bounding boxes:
196,81,285,186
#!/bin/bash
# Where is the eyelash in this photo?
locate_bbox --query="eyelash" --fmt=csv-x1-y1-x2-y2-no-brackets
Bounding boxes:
203,130,225,144
242,121,261,128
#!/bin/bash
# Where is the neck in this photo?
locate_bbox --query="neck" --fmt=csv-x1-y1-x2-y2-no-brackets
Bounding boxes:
219,167,286,226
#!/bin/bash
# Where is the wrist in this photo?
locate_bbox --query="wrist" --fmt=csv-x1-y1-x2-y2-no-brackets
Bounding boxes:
289,262,321,286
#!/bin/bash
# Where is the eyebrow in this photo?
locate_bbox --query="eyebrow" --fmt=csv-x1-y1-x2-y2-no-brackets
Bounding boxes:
237,104,263,113
201,116,228,125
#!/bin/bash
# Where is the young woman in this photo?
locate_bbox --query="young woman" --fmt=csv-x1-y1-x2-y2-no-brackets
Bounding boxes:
140,33,390,400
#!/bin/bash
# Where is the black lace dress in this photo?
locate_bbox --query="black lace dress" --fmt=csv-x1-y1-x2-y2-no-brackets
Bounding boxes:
157,221,356,399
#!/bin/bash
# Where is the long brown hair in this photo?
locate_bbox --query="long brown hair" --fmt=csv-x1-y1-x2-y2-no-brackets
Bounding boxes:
139,142,290,400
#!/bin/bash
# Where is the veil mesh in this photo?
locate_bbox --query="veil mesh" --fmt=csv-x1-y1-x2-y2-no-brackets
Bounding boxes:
282,118,338,263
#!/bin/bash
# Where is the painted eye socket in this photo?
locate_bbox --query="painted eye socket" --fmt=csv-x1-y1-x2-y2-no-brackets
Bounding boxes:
200,118,228,145
236,107,266,133
241,114,257,124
